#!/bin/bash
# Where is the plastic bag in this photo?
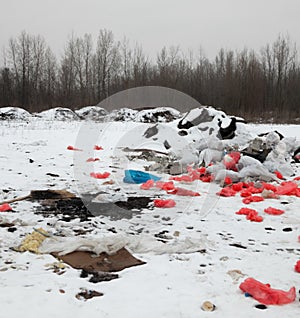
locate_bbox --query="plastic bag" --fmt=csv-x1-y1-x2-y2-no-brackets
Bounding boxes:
140,179,155,190
236,208,263,222
0,203,12,212
123,170,161,184
217,187,236,197
239,277,296,305
155,181,175,191
295,260,300,273
90,172,110,179
276,181,298,195
168,187,200,197
153,199,176,208
264,207,284,215
242,196,264,204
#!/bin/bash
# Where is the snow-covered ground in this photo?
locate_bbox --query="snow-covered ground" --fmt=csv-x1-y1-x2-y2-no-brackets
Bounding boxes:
0,116,299,318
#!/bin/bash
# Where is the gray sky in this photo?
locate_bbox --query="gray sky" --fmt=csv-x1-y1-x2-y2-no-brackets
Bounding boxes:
1,0,299,60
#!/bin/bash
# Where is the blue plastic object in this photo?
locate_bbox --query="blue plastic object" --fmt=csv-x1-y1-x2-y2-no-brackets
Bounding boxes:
123,169,161,184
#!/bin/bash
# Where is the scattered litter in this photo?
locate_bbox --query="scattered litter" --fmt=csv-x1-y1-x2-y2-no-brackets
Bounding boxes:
86,157,100,162
294,260,300,273
227,269,246,283
67,145,82,151
75,288,103,300
168,187,200,196
235,208,263,222
123,169,161,184
153,199,176,208
94,145,103,150
239,277,296,305
90,172,110,179
15,228,49,253
0,203,12,212
201,301,216,312
264,207,284,215
51,247,145,272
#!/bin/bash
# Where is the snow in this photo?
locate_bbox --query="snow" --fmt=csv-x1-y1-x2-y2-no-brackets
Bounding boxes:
0,111,299,318
36,107,80,121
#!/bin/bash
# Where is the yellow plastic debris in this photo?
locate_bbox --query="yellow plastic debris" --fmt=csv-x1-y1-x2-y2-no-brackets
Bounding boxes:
17,228,49,254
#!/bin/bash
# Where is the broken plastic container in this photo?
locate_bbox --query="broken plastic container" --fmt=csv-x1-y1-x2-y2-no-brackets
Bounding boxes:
239,277,296,305
123,170,161,184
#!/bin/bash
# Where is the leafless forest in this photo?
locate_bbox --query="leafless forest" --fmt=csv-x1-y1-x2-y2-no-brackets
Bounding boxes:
0,30,299,122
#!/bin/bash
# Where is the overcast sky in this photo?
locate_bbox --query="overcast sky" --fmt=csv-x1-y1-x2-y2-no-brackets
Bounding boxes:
1,0,299,60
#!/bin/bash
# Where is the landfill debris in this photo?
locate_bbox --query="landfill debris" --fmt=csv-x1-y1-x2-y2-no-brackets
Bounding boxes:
52,248,145,272
255,304,268,310
264,207,284,215
294,260,300,273
80,269,119,283
201,301,216,312
235,208,263,222
227,269,246,284
86,157,100,162
75,288,103,300
123,169,161,184
153,199,176,208
90,172,110,179
15,228,49,253
239,277,296,305
67,145,82,151
0,203,12,212
94,145,103,150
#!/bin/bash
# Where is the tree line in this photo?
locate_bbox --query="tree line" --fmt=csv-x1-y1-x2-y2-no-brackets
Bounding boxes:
0,30,299,122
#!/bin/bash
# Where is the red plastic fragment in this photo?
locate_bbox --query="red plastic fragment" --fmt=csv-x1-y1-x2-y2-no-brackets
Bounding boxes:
264,207,284,215
240,189,253,197
155,181,175,191
168,187,200,196
294,176,300,181
216,187,236,197
223,152,240,171
276,181,298,195
94,145,103,150
239,277,296,305
232,182,244,192
140,179,155,190
242,195,264,204
153,199,176,208
275,170,284,179
224,176,232,185
86,157,100,162
235,207,263,222
90,172,110,179
0,203,12,212
294,260,300,273
262,183,278,192
67,145,82,151
169,175,193,182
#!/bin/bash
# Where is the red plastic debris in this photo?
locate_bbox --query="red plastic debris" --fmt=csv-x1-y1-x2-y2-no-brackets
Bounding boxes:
217,187,236,197
67,145,82,151
294,176,300,181
153,199,176,208
94,145,103,150
170,175,193,182
240,189,253,197
90,172,110,179
294,260,300,273
86,157,100,162
262,183,278,192
197,167,207,175
239,277,296,305
224,176,232,185
0,203,12,212
264,207,284,215
156,181,175,191
200,175,213,183
276,181,298,195
275,170,284,179
242,196,264,204
140,179,155,190
232,182,244,192
223,152,240,171
236,208,263,222
168,187,200,196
